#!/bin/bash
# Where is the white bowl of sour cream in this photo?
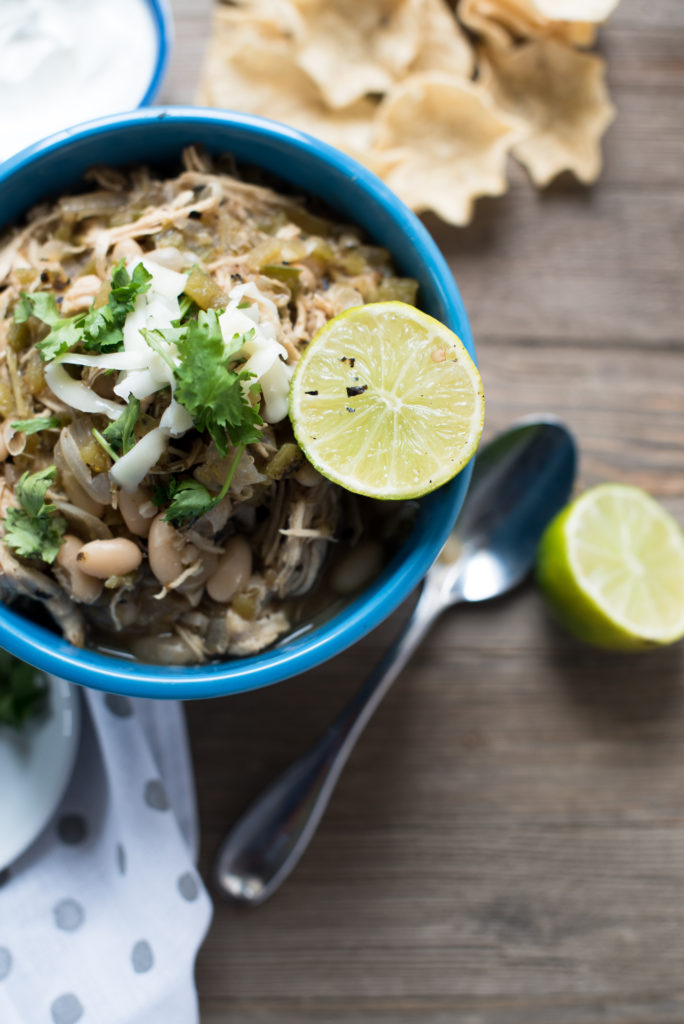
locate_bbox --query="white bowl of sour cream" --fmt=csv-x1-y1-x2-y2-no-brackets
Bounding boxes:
0,0,171,163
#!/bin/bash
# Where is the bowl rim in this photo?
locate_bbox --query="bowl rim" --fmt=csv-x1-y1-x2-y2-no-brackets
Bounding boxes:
0,107,475,699
142,0,174,108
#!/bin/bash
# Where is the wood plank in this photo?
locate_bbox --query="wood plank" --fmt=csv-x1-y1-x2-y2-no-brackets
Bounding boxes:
611,0,684,30
199,999,684,1024
473,343,684,506
427,185,683,347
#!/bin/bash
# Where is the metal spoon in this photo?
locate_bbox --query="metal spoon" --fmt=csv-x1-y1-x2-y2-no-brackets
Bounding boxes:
214,417,577,905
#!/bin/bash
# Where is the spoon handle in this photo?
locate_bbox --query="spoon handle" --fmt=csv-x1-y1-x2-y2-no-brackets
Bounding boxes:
214,579,447,905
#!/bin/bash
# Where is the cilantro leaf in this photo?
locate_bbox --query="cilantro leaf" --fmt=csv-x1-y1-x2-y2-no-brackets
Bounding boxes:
80,262,153,353
15,260,154,362
152,477,179,509
102,397,140,456
16,465,58,518
152,477,215,525
10,416,61,435
0,651,47,730
2,466,67,563
163,480,216,524
110,261,153,314
3,508,66,563
16,291,82,361
173,311,262,456
155,436,248,527
176,295,198,322
36,317,82,362
141,326,185,370
80,261,152,353
79,305,122,353
15,291,63,326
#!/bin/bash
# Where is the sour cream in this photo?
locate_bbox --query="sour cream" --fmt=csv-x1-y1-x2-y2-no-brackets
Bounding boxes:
0,0,162,163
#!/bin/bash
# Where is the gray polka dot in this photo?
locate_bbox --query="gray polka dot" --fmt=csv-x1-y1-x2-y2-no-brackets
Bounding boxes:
104,693,133,718
57,814,87,845
131,939,154,973
177,871,199,902
116,843,126,876
0,947,12,981
53,899,84,932
50,993,83,1024
0,868,10,888
144,779,169,811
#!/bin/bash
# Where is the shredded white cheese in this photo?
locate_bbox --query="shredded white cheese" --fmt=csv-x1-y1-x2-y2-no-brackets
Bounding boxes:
219,282,292,424
109,426,168,492
44,361,123,420
160,400,194,438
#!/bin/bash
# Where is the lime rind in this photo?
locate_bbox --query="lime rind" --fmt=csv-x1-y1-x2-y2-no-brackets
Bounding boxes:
537,484,684,651
289,301,485,500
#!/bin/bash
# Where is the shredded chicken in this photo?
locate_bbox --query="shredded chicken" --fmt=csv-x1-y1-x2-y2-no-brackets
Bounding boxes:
0,146,416,664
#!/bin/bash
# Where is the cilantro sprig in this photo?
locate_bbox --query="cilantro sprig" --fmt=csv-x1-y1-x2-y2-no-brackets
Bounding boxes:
91,397,141,463
15,261,153,362
143,309,262,457
102,397,141,457
153,445,247,525
153,478,217,524
10,416,61,436
142,309,264,523
2,466,67,563
0,651,47,730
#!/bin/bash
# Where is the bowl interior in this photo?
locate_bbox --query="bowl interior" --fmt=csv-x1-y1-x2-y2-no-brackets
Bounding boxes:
0,108,475,698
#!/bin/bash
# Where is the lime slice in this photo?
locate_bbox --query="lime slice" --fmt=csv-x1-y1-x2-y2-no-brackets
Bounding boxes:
289,302,484,499
537,483,684,650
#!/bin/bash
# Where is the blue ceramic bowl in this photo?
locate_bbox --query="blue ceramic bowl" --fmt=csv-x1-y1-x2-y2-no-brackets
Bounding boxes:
0,108,476,699
141,0,173,107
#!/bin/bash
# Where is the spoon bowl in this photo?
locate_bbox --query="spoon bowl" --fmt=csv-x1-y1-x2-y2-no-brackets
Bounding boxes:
448,417,578,603
215,417,577,905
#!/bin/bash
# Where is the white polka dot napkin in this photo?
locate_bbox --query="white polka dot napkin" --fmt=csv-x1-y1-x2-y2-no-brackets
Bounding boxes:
0,685,213,1024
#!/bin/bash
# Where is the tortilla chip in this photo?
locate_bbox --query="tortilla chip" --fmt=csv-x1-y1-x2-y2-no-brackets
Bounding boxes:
372,73,523,225
198,7,378,161
478,37,615,186
409,0,475,78
291,0,421,109
459,0,597,49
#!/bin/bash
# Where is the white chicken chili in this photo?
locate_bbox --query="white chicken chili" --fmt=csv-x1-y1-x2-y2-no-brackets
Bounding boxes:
0,148,418,664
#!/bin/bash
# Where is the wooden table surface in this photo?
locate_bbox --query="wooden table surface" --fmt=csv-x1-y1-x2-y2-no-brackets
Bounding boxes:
162,3,684,1021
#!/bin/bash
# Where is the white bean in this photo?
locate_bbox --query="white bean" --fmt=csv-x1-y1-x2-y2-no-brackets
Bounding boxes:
76,537,142,579
55,535,103,603
147,515,186,586
206,535,252,603
330,541,384,597
118,486,155,538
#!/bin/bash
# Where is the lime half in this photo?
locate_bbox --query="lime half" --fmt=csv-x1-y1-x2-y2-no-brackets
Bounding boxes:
537,484,684,650
289,302,484,499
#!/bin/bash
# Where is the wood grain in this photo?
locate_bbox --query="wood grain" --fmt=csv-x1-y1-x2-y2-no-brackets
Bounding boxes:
161,1,684,1019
